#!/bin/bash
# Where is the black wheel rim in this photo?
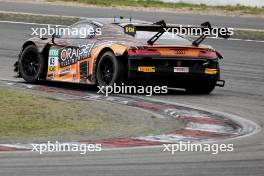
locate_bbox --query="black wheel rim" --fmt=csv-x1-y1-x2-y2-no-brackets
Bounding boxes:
99,58,114,85
22,52,40,77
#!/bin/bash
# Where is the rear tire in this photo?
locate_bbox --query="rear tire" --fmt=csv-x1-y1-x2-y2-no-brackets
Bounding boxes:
96,51,125,87
185,79,216,94
19,45,45,83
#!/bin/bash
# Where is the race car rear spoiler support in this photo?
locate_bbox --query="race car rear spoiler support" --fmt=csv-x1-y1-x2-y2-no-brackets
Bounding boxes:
147,20,166,45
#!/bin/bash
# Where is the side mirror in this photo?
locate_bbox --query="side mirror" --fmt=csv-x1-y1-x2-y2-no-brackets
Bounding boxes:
218,28,231,39
201,21,212,30
52,33,60,44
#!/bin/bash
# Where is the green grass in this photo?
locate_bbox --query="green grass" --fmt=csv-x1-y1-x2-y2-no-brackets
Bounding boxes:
0,87,183,143
55,0,264,15
234,29,264,40
0,11,79,25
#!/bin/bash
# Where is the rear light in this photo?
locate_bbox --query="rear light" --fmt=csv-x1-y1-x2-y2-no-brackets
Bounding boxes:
205,68,218,74
128,49,160,56
199,50,217,58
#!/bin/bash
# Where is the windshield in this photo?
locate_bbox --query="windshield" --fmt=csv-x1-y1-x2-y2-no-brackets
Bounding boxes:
135,31,193,45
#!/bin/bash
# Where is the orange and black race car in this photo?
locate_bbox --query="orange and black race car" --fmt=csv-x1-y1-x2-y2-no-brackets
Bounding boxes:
14,19,229,94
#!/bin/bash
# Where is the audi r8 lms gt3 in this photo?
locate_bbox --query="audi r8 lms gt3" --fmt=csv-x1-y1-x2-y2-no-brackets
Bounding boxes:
14,19,229,94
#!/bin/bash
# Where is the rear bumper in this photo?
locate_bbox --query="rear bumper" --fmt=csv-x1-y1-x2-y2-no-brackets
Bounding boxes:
127,57,222,81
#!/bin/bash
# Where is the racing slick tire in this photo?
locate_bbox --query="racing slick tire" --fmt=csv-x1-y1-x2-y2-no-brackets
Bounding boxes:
96,51,125,87
185,79,216,94
18,45,46,84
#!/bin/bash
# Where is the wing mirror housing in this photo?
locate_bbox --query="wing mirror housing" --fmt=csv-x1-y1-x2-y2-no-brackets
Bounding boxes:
218,28,231,39
52,33,60,44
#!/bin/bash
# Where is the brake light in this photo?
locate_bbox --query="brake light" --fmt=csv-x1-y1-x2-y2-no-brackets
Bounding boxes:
128,49,160,56
199,50,217,58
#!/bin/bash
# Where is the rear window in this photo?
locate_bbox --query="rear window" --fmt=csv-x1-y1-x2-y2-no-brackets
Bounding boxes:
135,31,192,45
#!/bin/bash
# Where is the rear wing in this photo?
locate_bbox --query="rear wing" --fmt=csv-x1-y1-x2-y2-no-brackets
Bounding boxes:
123,20,231,46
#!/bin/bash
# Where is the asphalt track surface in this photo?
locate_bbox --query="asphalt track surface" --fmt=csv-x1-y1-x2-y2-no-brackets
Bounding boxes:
0,10,264,176
0,1,264,29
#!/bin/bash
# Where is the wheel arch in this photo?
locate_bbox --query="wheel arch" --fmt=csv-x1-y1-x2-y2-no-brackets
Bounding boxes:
92,46,128,84
92,47,114,84
20,41,51,79
22,41,37,51
21,38,50,53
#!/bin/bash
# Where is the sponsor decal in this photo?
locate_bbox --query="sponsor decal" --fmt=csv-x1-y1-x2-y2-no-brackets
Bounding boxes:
48,48,59,72
59,43,94,67
59,68,71,77
138,66,156,73
174,67,189,73
124,24,136,36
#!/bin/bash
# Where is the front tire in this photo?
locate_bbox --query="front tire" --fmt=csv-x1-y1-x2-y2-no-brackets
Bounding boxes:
19,45,45,83
96,51,124,87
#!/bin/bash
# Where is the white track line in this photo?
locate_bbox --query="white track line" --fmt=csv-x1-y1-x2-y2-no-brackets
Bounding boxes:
227,38,264,43
0,20,66,26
